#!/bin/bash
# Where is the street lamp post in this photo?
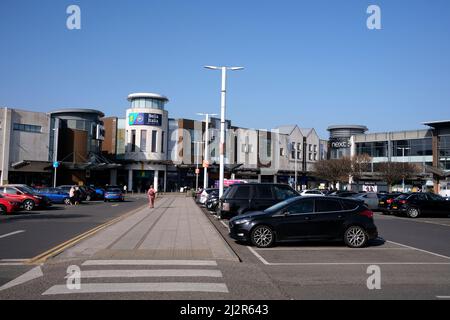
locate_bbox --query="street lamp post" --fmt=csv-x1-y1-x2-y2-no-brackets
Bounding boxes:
53,128,59,188
204,66,244,197
397,147,411,192
197,112,218,190
193,141,203,191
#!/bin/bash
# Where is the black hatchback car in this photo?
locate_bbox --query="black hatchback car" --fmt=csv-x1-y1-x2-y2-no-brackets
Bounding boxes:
217,183,299,219
229,196,378,248
388,192,450,218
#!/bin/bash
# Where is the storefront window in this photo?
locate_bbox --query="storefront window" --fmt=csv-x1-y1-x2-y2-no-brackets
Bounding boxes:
439,136,450,170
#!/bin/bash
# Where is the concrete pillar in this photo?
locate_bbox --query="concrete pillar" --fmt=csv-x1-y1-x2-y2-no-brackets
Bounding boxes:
128,170,133,192
110,169,118,186
273,175,277,183
163,169,167,192
258,174,262,183
1,108,11,185
154,170,159,192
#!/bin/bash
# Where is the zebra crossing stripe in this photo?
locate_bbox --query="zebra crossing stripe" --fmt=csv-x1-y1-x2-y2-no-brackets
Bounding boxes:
65,269,223,278
82,260,218,266
43,282,229,295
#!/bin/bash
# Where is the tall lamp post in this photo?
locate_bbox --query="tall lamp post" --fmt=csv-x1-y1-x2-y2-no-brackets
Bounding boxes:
397,147,411,192
197,112,217,190
204,66,244,197
193,141,204,191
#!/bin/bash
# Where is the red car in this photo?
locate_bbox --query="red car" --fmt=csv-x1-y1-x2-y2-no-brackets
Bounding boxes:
0,185,51,211
0,194,21,215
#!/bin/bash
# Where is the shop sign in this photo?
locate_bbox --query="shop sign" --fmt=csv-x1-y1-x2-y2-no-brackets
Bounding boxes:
129,113,162,126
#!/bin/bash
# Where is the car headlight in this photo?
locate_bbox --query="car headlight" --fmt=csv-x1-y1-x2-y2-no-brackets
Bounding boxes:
233,219,251,225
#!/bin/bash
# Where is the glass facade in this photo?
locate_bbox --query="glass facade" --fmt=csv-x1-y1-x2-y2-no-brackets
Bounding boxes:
439,135,450,170
131,98,165,110
357,141,388,157
392,139,432,157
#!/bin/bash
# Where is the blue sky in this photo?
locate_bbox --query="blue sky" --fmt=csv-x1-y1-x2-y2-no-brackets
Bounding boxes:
1,0,449,138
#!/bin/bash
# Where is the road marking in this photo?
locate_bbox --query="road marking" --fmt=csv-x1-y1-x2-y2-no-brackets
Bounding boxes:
82,260,218,266
258,262,450,266
42,282,229,295
0,259,28,262
255,247,410,251
26,203,148,265
437,296,450,299
111,204,119,207
66,269,223,279
0,230,25,239
387,240,450,260
0,266,43,291
376,214,450,228
247,247,270,265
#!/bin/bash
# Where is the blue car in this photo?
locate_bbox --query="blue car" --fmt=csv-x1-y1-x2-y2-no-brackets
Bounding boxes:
94,187,105,199
104,187,124,202
34,187,71,205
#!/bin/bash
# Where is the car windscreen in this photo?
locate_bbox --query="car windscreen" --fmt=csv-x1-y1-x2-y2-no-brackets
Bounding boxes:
16,186,36,195
106,188,121,193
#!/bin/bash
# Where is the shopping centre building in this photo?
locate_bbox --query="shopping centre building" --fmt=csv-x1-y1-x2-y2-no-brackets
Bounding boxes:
1,93,449,194
327,122,450,193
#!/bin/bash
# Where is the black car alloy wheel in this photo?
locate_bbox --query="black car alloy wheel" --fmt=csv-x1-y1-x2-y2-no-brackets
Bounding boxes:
251,225,275,248
344,226,368,248
0,205,6,215
406,207,420,218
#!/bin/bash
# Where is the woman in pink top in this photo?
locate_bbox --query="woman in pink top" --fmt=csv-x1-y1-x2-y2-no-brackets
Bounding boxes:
147,185,156,208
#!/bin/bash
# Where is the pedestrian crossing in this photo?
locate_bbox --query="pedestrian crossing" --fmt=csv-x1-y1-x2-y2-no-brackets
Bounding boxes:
42,259,229,296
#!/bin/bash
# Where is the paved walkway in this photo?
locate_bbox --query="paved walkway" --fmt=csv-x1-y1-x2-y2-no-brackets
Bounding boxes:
57,196,238,262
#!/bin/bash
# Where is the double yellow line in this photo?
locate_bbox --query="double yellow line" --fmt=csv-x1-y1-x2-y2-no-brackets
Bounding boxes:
27,203,148,265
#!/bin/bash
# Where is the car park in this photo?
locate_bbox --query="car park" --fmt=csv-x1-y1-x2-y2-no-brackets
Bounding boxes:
217,183,299,219
229,196,378,248
0,185,52,211
388,192,450,218
350,192,379,210
104,187,125,202
0,194,22,215
34,187,71,205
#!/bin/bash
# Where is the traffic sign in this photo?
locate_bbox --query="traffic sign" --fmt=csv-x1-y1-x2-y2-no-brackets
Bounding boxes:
195,168,200,175
202,160,210,168
53,161,60,169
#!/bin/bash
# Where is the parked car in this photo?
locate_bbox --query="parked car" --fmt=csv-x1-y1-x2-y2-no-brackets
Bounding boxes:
104,187,125,202
0,194,22,215
300,189,326,197
0,185,52,211
378,193,404,214
79,186,97,201
93,187,106,199
350,193,379,210
205,189,225,212
34,187,71,205
329,191,359,198
217,183,299,219
388,192,450,218
229,196,378,248
199,189,218,205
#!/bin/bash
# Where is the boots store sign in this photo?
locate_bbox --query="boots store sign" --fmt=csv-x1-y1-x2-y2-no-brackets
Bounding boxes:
330,139,351,149
129,113,162,126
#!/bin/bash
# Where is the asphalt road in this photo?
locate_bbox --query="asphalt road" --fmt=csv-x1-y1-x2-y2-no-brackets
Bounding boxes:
0,197,147,260
1,199,450,300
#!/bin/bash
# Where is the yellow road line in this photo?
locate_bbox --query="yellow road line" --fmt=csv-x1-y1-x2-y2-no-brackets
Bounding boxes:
26,203,148,265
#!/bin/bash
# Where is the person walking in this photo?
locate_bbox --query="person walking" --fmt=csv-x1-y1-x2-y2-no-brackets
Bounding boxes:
69,186,76,205
147,185,156,208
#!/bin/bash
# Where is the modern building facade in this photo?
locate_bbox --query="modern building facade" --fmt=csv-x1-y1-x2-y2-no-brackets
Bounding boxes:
328,122,450,193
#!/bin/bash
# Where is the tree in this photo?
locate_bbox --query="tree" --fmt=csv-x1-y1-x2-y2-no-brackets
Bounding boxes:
313,157,353,189
377,162,421,191
351,154,373,182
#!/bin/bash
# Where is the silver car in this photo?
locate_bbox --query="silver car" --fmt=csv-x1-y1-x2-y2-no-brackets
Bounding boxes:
351,193,379,210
